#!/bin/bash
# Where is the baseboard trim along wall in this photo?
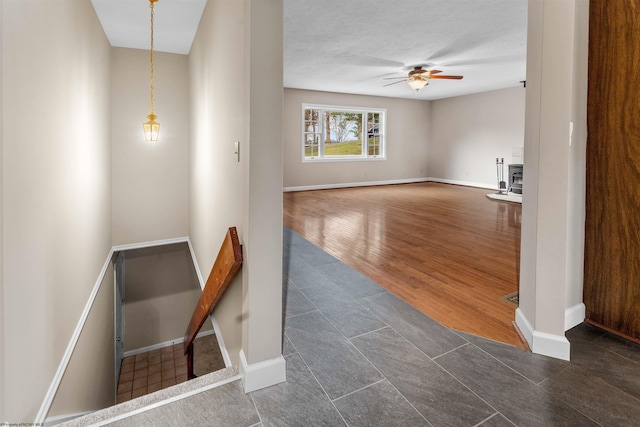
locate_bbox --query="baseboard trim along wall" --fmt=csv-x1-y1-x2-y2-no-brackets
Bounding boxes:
515,308,571,361
564,302,586,331
37,236,232,424
426,177,496,190
283,177,431,192
283,177,496,192
123,329,216,358
239,349,286,393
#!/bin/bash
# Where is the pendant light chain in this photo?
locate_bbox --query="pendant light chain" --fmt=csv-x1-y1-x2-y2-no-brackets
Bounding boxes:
149,0,155,115
143,0,160,142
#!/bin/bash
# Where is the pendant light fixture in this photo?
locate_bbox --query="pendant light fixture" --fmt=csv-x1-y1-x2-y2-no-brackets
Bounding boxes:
143,0,160,142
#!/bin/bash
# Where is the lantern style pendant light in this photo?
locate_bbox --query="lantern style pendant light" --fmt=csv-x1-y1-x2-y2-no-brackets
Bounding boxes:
143,0,160,142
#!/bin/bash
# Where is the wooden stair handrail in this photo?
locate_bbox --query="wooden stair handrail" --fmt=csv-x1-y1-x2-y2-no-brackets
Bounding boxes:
184,227,242,379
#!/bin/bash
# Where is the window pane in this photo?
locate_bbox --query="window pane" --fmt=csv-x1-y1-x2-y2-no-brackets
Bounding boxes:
367,113,381,157
325,111,363,156
304,133,319,157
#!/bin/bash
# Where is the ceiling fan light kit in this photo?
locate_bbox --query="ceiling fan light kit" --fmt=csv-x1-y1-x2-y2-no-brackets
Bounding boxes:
383,66,463,93
408,78,428,91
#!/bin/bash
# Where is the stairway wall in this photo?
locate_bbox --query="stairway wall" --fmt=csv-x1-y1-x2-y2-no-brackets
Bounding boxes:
123,243,211,352
111,48,190,246
1,0,112,421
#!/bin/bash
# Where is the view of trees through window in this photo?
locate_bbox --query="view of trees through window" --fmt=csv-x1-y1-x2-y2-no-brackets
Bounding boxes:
303,105,384,160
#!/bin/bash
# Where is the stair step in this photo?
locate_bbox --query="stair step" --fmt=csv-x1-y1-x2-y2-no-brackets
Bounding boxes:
60,366,240,426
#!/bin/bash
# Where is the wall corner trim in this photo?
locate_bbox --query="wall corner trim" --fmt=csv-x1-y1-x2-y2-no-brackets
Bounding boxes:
531,331,571,361
515,308,571,361
564,302,585,331
239,349,286,393
515,308,534,347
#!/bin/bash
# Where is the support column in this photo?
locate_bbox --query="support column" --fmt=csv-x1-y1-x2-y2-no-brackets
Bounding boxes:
240,0,286,392
517,0,588,360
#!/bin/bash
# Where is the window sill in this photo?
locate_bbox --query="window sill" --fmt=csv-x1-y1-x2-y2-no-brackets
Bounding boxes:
303,156,386,163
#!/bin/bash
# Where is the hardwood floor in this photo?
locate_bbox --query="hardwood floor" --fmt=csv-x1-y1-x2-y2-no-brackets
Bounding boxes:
283,182,527,349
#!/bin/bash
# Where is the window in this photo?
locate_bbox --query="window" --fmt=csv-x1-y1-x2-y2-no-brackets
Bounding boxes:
302,104,385,161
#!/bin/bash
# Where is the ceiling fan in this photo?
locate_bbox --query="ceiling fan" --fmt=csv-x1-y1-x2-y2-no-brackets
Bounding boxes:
384,66,463,92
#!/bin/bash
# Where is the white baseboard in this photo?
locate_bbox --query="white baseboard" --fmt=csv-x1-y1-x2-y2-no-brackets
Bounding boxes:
515,308,571,361
515,308,534,347
283,177,497,193
123,329,216,358
112,236,189,252
532,331,571,361
564,302,585,331
283,177,431,192
239,349,286,393
427,177,496,190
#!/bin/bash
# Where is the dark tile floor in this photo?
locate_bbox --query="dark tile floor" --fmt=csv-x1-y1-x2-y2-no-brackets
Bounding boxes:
108,228,640,426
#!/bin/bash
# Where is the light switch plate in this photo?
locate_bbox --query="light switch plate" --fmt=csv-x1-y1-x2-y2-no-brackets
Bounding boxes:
234,141,240,162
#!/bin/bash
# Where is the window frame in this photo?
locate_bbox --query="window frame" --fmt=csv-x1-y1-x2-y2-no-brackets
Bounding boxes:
301,103,386,163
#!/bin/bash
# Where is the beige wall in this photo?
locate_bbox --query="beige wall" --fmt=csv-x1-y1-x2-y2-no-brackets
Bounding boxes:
0,0,5,419
189,0,284,369
49,265,115,417
283,89,430,188
429,87,525,186
1,0,112,421
111,48,190,246
123,243,208,352
189,0,246,366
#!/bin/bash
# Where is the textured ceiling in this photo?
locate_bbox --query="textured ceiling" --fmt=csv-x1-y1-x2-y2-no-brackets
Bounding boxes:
92,0,528,100
285,0,528,100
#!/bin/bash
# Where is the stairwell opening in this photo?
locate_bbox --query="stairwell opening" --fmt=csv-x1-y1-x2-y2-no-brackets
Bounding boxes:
114,242,226,404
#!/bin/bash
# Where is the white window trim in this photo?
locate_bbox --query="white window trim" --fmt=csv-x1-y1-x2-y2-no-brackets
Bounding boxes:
301,103,387,163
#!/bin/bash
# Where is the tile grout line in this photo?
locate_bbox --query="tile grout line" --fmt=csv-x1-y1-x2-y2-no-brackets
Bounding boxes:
472,412,515,427
330,379,386,403
469,342,546,387
283,336,350,426
347,325,390,341
429,351,504,422
248,392,264,426
349,326,433,426
346,330,434,427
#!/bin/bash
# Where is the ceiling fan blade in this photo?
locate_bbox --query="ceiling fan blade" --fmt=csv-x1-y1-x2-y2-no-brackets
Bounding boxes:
428,75,463,80
383,79,408,87
383,76,410,80
428,69,442,75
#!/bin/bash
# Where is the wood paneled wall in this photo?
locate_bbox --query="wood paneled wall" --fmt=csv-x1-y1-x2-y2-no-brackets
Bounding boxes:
584,0,640,342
